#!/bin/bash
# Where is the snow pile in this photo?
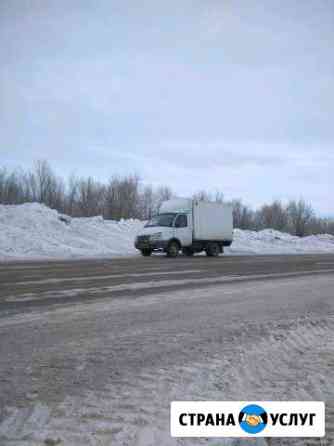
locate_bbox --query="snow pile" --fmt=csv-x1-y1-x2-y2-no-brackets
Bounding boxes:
0,203,334,260
226,228,334,255
0,203,144,260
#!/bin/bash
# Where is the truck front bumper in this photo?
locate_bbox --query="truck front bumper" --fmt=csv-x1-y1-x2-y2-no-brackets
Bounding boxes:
135,238,168,251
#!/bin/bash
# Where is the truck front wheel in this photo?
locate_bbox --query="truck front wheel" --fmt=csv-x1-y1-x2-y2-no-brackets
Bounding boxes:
205,242,220,257
166,241,180,257
141,248,152,256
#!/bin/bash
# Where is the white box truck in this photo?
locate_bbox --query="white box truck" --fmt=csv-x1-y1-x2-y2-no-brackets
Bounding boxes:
135,198,233,257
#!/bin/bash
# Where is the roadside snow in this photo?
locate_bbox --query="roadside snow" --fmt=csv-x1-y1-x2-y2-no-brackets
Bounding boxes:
0,203,334,261
0,203,142,260
226,228,334,255
1,275,334,446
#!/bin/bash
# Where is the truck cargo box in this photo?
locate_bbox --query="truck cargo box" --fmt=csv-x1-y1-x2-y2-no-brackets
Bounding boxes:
193,201,233,241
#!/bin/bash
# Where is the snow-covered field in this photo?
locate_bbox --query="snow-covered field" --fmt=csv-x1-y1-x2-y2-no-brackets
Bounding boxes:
1,203,334,261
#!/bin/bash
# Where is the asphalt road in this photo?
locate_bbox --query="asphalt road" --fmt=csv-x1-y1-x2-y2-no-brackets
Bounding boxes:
1,254,334,446
1,254,334,314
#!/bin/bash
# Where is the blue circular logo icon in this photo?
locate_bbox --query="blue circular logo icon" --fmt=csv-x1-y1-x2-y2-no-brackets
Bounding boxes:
239,404,268,434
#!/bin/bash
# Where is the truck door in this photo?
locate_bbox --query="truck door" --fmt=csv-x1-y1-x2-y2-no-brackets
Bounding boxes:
174,214,192,247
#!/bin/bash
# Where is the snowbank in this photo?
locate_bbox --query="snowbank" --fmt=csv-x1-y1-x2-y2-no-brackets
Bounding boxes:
226,228,334,255
0,203,334,261
0,203,143,260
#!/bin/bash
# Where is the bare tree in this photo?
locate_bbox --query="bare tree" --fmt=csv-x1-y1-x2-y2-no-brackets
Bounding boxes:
287,199,314,236
138,185,154,220
64,174,80,216
231,199,255,229
256,200,288,231
193,190,212,202
76,177,105,217
23,160,66,210
0,168,28,204
104,175,141,220
34,160,53,204
154,186,173,214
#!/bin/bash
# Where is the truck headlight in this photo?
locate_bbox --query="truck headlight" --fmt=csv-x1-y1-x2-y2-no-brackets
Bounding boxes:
150,232,162,241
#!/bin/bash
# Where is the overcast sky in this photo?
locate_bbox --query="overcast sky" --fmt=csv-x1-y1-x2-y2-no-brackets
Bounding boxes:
1,0,333,214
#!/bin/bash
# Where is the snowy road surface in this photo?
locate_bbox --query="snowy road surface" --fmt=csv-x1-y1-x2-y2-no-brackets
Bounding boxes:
0,255,334,445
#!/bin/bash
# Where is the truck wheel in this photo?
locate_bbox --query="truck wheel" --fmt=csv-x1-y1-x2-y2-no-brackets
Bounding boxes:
205,242,220,257
167,241,180,257
182,247,194,256
141,249,152,256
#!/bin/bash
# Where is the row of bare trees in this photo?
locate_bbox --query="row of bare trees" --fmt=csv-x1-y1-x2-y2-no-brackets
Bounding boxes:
174,190,333,236
0,161,172,220
230,199,334,237
0,161,333,236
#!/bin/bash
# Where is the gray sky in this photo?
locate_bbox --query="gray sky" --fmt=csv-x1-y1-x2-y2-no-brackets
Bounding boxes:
1,0,333,215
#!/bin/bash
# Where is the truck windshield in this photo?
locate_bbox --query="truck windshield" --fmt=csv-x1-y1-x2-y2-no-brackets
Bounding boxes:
145,213,176,228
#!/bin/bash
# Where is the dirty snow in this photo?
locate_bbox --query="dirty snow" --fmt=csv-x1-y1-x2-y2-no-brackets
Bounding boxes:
0,203,334,261
1,275,334,445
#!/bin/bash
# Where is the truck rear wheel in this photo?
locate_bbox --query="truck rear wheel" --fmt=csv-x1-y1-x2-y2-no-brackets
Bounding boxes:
166,241,180,257
182,247,194,256
205,242,220,257
141,249,152,256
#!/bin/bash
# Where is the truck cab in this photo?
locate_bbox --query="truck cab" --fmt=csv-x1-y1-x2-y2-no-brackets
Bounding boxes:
135,211,192,256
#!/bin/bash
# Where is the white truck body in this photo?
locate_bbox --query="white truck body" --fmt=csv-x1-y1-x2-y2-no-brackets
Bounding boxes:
135,198,233,257
193,201,233,241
